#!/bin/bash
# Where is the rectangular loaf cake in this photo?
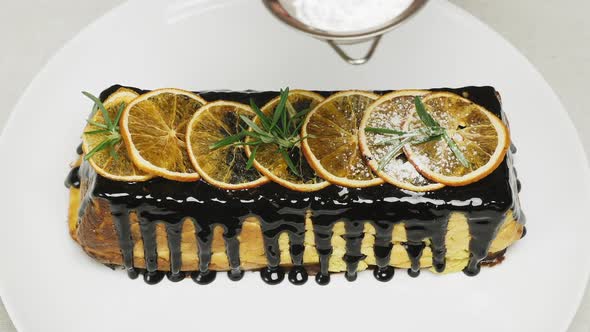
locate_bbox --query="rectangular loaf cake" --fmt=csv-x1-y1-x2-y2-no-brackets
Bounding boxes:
66,85,525,285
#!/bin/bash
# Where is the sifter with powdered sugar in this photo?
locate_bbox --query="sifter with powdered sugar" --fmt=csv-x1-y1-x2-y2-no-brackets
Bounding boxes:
263,0,428,65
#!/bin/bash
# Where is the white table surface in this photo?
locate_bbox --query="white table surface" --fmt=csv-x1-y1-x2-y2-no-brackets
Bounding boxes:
0,0,588,331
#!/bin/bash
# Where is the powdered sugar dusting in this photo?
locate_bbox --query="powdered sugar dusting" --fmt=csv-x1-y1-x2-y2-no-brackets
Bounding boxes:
365,96,439,188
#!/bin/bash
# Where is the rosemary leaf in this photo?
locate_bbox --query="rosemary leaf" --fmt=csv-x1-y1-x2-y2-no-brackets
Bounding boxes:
108,140,120,160
412,134,442,145
209,131,247,150
414,96,438,128
373,137,402,146
281,100,288,136
442,133,471,168
285,100,297,119
284,100,300,134
275,137,293,148
84,129,110,135
374,132,424,145
270,89,284,130
365,127,406,135
291,135,310,145
83,91,113,129
246,146,258,169
292,116,307,134
289,107,311,132
86,120,109,129
239,115,271,138
378,137,413,171
250,98,271,130
260,136,275,144
243,131,264,139
280,148,300,177
291,107,311,120
271,88,289,131
89,102,99,118
372,128,427,145
113,103,126,126
84,137,115,161
232,141,262,147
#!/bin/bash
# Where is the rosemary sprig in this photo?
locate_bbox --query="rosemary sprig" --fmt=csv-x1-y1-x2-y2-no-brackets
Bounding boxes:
414,96,470,168
373,127,444,145
209,88,310,177
442,132,470,167
82,92,125,161
365,127,405,135
366,96,471,170
413,95,438,128
378,136,413,171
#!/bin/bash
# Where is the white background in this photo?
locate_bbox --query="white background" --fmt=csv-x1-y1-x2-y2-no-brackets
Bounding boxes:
0,0,588,331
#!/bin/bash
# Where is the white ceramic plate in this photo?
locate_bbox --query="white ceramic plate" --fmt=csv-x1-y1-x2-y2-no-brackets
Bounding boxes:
0,1,589,331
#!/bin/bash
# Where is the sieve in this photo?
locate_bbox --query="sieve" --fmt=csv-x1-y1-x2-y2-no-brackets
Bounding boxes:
262,0,428,65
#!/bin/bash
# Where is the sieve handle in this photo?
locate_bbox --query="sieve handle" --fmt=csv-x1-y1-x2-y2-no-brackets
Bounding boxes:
326,35,382,65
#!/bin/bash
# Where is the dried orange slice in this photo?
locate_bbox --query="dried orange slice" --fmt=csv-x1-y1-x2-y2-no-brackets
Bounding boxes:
301,91,383,188
244,90,329,192
186,101,269,190
81,88,153,182
120,88,206,182
358,90,444,192
402,92,510,186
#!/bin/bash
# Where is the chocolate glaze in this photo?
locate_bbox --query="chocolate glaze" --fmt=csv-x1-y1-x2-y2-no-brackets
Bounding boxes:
65,166,81,189
343,220,366,281
69,85,524,285
111,204,138,279
65,144,82,189
166,222,184,281
192,218,217,285
76,143,84,155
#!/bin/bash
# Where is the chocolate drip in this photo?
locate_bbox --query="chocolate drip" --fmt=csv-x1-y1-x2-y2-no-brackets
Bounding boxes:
223,224,244,281
137,216,159,273
312,220,335,285
405,242,426,277
192,221,216,285
287,228,307,285
259,216,286,284
260,236,285,284
110,205,138,279
69,86,523,285
372,220,395,281
510,143,517,154
401,214,449,277
260,266,283,284
65,166,80,189
257,194,308,285
430,224,448,273
343,220,366,281
191,269,216,285
143,270,165,285
65,144,83,189
167,271,186,282
76,143,84,155
463,211,505,276
166,222,184,282
261,228,281,267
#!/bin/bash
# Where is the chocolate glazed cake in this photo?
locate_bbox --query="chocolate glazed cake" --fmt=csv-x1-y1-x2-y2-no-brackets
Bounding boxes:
65,85,525,285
